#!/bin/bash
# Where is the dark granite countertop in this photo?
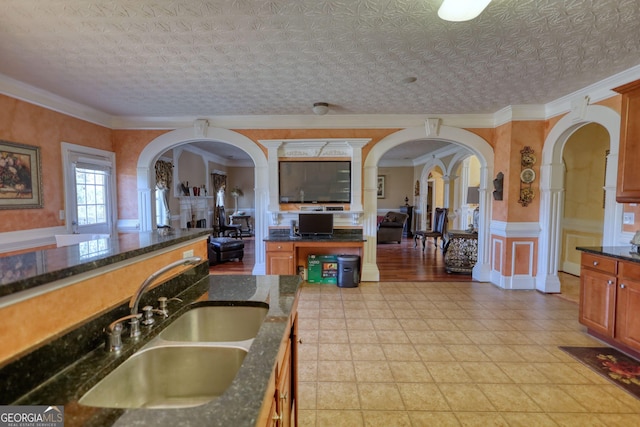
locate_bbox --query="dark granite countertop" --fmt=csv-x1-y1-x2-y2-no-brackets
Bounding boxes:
264,235,366,242
265,228,365,242
11,274,301,427
0,229,211,298
577,246,640,264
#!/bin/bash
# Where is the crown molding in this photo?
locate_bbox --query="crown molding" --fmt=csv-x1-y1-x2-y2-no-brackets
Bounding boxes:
4,65,640,131
545,64,640,119
0,74,112,128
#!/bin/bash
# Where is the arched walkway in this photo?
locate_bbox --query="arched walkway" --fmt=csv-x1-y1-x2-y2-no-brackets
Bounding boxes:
362,125,494,282
136,126,269,274
537,105,622,292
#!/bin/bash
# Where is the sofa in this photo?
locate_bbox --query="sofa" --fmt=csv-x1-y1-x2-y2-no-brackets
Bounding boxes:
377,211,409,243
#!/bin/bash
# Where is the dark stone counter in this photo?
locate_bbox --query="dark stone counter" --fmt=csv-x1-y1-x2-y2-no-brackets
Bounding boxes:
7,274,301,427
0,229,211,298
577,246,640,264
264,227,365,242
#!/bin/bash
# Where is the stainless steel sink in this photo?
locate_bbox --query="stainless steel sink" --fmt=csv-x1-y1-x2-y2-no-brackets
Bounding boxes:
159,304,269,342
79,345,246,409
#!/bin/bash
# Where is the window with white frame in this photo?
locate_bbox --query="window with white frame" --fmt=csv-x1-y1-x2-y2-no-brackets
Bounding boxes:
62,143,116,235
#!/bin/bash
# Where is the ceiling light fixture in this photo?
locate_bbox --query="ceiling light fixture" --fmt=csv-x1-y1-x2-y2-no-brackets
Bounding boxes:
438,0,492,22
312,102,329,115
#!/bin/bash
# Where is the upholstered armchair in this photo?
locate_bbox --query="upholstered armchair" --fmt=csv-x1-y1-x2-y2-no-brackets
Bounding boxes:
377,211,409,243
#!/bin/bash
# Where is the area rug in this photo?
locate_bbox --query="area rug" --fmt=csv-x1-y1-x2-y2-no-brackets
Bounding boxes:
560,346,640,399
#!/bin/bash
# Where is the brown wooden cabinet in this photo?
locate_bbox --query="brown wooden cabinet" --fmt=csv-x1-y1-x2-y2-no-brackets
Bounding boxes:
263,302,298,426
265,239,364,277
579,251,640,355
579,253,617,337
616,262,640,349
613,79,640,202
266,242,295,275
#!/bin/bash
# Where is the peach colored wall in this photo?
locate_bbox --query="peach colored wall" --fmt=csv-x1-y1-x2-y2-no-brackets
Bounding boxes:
492,122,512,222
112,129,168,220
508,121,545,222
512,239,537,276
0,240,207,364
0,95,112,233
492,235,505,274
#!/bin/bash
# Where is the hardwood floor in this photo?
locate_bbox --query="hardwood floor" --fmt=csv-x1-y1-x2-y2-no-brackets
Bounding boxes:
209,235,471,281
208,236,257,275
376,236,472,282
209,236,580,302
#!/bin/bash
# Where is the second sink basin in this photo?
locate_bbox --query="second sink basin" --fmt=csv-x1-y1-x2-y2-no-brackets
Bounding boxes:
159,303,269,342
79,345,246,409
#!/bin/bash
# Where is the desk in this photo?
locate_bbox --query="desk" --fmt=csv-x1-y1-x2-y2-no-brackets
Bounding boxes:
230,214,252,236
443,230,478,274
265,238,364,275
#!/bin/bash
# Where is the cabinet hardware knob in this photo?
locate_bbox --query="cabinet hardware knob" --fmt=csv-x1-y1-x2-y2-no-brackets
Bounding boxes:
607,280,614,285
593,261,599,266
621,284,626,289
297,338,303,344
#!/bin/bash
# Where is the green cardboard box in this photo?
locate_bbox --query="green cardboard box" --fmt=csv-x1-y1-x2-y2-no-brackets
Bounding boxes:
307,255,338,284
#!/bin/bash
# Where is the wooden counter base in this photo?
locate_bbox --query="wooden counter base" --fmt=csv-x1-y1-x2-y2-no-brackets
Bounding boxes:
266,240,364,275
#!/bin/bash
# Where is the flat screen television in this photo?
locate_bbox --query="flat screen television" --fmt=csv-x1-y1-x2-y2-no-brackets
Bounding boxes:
298,213,334,237
279,161,351,204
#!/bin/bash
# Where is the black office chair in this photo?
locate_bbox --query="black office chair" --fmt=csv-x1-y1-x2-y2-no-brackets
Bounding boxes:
217,206,242,238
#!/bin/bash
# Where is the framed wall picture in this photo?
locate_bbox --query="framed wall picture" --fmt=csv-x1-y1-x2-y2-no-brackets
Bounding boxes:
0,140,43,209
377,175,385,198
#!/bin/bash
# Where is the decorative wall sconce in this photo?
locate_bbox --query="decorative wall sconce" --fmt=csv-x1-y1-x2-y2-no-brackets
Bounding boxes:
492,172,504,200
518,146,536,207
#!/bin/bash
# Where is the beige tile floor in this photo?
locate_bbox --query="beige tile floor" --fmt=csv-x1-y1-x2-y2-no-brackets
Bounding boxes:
296,280,640,426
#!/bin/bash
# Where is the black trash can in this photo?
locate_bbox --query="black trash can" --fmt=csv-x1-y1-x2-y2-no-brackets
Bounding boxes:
337,254,360,288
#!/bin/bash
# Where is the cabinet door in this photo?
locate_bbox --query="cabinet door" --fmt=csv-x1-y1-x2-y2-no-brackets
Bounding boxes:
267,253,294,275
277,341,292,427
613,80,640,202
265,394,279,427
616,278,640,348
579,269,616,337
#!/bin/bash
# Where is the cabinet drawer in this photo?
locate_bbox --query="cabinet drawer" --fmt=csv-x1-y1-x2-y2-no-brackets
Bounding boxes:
581,253,617,275
266,242,294,252
620,261,640,281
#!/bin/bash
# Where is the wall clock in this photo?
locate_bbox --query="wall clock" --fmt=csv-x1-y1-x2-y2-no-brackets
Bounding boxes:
520,168,535,184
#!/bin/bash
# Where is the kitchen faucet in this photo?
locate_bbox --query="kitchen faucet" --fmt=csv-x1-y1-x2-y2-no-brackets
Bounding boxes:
105,256,201,352
128,256,202,338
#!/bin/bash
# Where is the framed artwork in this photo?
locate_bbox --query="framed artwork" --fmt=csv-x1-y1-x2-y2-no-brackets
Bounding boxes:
0,140,43,209
377,175,385,198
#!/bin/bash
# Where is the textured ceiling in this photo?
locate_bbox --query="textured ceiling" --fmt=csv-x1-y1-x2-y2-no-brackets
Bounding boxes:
2,0,640,119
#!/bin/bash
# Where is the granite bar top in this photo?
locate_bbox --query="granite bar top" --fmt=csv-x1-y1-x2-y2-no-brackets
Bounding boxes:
265,228,365,242
0,229,211,298
11,274,301,427
577,246,640,264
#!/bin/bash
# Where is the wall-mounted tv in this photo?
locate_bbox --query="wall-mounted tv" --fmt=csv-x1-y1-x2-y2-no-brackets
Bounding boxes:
298,213,334,237
279,161,351,204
